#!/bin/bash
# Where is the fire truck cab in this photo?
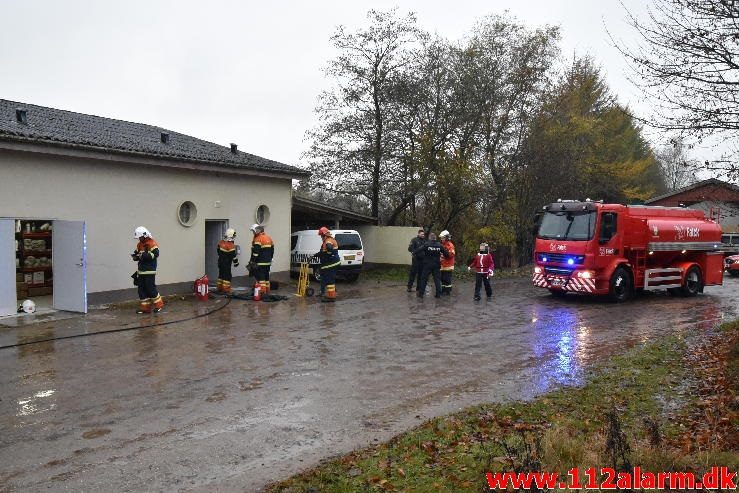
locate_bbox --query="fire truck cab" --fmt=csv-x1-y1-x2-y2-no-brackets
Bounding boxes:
532,200,725,301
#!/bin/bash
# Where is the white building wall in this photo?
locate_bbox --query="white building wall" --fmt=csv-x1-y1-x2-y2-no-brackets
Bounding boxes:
0,150,292,294
356,225,420,265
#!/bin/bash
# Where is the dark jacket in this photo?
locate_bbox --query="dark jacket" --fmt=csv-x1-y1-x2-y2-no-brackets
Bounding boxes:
414,240,447,267
136,238,159,275
251,232,274,265
217,239,237,268
408,236,426,260
319,236,341,269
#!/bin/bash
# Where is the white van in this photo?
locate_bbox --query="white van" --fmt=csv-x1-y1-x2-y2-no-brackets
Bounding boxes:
290,229,364,281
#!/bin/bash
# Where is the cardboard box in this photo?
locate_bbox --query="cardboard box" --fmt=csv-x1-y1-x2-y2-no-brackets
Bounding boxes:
16,272,23,282
32,271,45,284
17,285,29,297
28,286,52,297
24,273,33,284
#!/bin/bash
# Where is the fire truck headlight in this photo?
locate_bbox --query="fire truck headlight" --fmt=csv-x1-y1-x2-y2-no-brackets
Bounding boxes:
534,266,543,274
576,270,594,279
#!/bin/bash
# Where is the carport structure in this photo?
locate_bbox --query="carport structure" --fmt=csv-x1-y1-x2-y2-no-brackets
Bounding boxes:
292,195,377,231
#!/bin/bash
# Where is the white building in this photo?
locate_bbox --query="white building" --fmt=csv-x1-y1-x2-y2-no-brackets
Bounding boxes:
0,100,308,316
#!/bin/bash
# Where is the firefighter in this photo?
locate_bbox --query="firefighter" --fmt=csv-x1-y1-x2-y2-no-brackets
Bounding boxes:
250,224,274,294
216,228,238,293
439,230,456,295
467,242,495,300
132,226,164,314
317,226,340,302
414,232,447,298
407,228,426,292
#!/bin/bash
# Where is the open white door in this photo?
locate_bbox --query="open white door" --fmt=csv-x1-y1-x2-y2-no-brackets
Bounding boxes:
0,219,17,316
53,220,87,313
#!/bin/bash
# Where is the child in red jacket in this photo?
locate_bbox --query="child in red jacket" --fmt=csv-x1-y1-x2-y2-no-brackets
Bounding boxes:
467,243,495,301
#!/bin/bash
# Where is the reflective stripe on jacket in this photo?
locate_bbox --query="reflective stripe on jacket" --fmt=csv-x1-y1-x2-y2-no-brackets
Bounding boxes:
251,232,274,265
320,236,340,270
137,238,159,275
218,239,236,265
468,253,494,274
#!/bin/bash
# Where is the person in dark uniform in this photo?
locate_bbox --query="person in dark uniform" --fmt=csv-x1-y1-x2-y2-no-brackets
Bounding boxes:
407,229,425,292
132,226,164,314
250,224,274,294
414,232,448,298
216,228,238,293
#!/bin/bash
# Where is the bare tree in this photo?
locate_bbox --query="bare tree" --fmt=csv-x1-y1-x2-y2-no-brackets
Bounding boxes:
305,9,424,218
613,0,739,175
655,136,699,190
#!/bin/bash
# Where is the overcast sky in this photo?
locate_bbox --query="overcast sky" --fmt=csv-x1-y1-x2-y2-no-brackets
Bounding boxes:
2,0,671,168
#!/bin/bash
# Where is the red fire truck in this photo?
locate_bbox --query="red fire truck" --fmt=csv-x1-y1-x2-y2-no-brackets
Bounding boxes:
532,200,724,301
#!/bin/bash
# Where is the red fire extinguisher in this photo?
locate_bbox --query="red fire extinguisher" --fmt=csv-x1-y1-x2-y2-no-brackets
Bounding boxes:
253,281,262,301
194,275,209,301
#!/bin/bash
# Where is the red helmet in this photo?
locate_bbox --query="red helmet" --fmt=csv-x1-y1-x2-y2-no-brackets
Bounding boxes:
318,226,330,236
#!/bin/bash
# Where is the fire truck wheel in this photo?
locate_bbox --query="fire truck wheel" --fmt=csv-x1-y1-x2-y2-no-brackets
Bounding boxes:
729,270,739,277
681,266,702,297
609,267,633,302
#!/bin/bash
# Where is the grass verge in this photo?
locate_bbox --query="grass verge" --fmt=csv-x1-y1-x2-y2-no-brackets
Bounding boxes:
267,324,739,492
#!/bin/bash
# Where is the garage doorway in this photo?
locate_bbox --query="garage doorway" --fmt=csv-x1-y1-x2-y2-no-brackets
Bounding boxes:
205,220,229,284
0,218,87,317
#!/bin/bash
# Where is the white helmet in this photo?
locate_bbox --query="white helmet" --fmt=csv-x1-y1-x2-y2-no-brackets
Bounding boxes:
225,228,236,240
250,223,263,233
134,226,151,239
20,299,36,314
440,230,451,239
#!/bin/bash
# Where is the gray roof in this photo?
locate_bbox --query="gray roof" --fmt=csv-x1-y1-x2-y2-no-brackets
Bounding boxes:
0,99,309,178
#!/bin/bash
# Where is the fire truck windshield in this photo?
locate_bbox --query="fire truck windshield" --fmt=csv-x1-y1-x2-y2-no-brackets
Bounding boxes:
538,210,595,241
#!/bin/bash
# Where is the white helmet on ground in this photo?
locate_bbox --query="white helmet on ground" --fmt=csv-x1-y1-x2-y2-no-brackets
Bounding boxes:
20,299,36,314
250,223,263,233
440,230,451,239
134,226,151,239
225,228,236,240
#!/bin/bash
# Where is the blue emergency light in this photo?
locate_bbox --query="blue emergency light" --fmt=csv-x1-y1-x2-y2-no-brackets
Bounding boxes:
567,258,575,266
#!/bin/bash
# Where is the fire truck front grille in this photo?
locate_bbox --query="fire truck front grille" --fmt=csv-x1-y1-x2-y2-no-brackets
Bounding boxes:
544,267,573,276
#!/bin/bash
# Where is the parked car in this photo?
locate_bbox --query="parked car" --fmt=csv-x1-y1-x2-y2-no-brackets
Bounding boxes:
290,229,364,281
725,254,739,277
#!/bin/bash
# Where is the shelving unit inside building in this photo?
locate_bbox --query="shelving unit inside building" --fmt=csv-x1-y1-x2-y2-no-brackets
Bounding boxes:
15,220,54,300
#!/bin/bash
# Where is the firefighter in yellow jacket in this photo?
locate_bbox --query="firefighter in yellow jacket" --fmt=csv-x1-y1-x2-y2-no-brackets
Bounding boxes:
132,226,164,314
250,224,274,294
217,228,238,293
439,230,456,295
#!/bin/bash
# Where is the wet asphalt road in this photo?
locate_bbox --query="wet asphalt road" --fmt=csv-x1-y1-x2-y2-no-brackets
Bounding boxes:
1,276,738,492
